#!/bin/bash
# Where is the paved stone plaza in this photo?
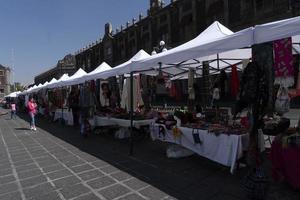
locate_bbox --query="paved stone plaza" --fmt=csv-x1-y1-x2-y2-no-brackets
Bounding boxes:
0,108,299,200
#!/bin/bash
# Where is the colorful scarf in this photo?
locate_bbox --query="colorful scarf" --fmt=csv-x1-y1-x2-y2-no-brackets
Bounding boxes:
273,37,294,86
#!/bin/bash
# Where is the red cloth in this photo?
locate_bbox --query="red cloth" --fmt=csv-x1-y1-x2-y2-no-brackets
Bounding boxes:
273,38,294,78
231,65,239,97
270,141,300,188
289,71,300,98
170,82,176,97
289,89,300,98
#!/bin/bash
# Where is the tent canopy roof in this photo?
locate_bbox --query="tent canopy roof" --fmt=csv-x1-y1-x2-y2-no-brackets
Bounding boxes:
59,68,87,87
97,50,151,79
78,62,112,83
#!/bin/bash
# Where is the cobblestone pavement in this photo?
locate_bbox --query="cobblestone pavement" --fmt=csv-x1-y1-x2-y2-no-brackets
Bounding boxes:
0,108,299,200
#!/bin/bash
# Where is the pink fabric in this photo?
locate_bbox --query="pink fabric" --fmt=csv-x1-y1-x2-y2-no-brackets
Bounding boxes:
270,141,300,188
273,38,294,78
27,101,37,114
11,104,16,111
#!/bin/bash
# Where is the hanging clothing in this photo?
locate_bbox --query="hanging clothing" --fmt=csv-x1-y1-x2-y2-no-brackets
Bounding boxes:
120,77,144,111
231,65,240,98
170,82,176,97
289,69,300,98
273,37,294,87
79,85,95,107
219,70,227,98
188,68,195,100
100,81,110,107
212,88,220,100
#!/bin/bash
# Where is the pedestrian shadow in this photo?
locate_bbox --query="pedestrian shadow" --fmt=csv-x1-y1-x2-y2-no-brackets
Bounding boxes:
15,127,31,131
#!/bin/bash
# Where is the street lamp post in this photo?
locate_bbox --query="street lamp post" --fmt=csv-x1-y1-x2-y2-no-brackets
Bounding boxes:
151,41,168,107
151,40,168,55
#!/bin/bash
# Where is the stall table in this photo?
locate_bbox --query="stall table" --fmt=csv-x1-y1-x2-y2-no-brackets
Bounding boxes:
54,109,73,126
94,116,154,129
151,124,264,174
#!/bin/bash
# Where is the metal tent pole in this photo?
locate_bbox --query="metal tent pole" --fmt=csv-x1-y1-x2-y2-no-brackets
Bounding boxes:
61,87,64,124
129,72,134,155
217,54,220,70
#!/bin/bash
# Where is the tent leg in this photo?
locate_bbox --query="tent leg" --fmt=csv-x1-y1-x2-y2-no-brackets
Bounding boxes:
61,87,64,124
129,72,134,156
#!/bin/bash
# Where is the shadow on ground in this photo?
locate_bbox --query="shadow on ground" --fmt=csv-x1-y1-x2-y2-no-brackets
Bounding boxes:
16,112,300,200
15,127,31,131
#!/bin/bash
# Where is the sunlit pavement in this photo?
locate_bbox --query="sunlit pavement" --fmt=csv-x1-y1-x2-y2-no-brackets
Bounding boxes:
0,108,299,200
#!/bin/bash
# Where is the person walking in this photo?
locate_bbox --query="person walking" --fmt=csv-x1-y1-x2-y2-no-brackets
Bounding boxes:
10,100,17,119
27,97,37,131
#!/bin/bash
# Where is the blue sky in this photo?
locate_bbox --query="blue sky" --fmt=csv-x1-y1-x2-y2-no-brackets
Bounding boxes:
0,0,156,85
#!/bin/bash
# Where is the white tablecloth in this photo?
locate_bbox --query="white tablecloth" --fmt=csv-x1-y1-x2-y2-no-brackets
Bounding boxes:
94,116,154,129
151,124,251,174
54,109,73,126
94,116,117,127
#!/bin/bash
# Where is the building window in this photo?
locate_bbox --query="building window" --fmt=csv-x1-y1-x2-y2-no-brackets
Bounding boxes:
0,70,3,76
0,89,4,93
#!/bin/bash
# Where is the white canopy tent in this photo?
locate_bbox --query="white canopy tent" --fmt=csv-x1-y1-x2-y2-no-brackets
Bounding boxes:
45,78,58,89
39,81,49,90
58,68,87,87
253,16,300,44
47,73,70,89
130,17,300,78
30,83,43,93
25,85,38,95
133,22,253,75
5,91,21,98
72,62,112,83
96,50,151,79
292,35,300,54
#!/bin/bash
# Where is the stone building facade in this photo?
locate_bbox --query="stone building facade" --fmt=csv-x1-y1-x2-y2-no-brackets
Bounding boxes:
75,0,300,71
0,65,11,98
35,54,76,84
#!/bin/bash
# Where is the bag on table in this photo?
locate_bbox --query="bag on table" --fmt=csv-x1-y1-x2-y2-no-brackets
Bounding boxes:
275,86,290,115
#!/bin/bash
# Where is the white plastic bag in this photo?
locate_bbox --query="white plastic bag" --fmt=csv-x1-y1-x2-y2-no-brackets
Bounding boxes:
114,128,130,139
166,145,194,158
275,86,290,115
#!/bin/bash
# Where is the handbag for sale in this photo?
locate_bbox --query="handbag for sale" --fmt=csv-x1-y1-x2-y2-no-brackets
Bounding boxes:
275,86,290,115
158,125,166,140
192,129,202,145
